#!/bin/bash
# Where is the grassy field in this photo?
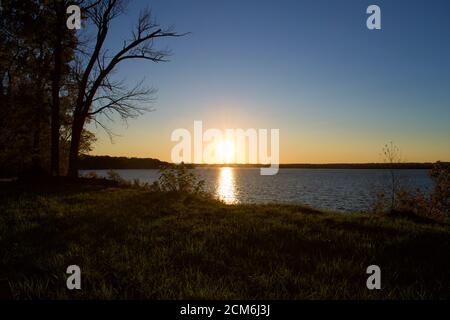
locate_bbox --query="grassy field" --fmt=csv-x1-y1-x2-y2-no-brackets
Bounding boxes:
0,180,449,299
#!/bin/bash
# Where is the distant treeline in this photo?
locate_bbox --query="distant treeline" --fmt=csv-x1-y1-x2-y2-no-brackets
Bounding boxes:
79,155,170,170
196,162,449,169
278,163,447,169
79,156,448,170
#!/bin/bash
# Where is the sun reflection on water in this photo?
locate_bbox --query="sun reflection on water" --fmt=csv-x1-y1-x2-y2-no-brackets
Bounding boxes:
216,167,238,204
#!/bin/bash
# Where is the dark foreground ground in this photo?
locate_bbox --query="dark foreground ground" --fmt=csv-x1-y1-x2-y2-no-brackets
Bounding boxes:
0,180,449,299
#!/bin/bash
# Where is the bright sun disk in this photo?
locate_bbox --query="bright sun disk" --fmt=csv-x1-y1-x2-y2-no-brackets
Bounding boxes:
216,140,235,163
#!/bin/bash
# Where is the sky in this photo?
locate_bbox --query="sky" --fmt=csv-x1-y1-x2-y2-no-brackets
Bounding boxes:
87,0,450,163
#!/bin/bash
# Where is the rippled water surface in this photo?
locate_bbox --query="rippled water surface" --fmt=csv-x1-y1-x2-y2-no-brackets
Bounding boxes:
80,168,433,213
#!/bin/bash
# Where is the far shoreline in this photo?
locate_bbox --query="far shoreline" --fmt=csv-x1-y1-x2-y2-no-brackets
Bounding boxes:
79,155,449,170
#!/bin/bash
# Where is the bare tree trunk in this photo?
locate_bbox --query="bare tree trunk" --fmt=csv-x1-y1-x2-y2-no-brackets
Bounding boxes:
50,1,65,177
67,112,84,178
31,96,44,175
31,123,42,174
51,39,62,176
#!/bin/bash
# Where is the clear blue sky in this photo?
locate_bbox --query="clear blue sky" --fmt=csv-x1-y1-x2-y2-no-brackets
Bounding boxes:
89,0,450,163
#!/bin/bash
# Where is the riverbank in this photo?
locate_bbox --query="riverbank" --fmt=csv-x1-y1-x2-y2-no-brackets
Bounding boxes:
0,180,449,299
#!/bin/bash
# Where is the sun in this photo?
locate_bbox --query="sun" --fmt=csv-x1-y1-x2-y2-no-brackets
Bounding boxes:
216,139,235,164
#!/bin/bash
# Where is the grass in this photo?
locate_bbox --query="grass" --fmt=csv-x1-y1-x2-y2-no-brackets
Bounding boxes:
0,179,449,299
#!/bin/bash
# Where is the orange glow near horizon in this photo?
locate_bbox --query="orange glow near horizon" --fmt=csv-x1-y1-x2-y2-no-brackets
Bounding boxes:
87,118,450,164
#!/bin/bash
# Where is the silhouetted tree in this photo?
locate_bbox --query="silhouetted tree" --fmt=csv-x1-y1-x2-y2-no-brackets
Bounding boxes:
382,141,402,210
50,0,68,177
49,0,98,176
0,0,94,176
1,0,181,178
0,0,54,175
67,0,184,178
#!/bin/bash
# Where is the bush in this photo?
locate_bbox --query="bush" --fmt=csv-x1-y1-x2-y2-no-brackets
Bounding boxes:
84,171,99,179
394,188,428,215
106,170,126,184
371,162,450,220
428,162,450,217
156,163,205,194
104,170,153,189
371,191,389,214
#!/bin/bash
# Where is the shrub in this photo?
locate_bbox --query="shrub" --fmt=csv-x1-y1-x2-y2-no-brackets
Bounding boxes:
394,188,428,215
371,162,450,220
371,191,388,214
427,161,450,218
156,163,205,194
106,170,125,184
84,171,99,179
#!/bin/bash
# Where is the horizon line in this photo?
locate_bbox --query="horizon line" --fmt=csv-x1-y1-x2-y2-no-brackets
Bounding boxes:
83,154,450,166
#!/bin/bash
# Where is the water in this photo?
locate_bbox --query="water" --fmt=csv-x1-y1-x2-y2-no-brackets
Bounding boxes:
80,168,433,213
